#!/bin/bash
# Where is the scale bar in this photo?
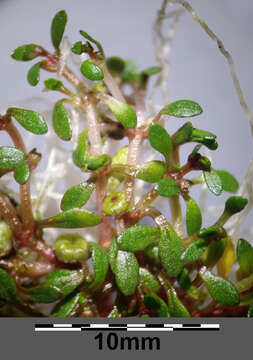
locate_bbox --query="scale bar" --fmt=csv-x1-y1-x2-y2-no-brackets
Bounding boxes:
35,323,220,332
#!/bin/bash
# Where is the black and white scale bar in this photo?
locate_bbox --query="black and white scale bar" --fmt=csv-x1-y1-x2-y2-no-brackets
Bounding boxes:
35,323,220,332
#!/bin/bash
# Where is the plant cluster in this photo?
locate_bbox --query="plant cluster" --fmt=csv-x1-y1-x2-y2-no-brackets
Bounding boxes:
0,9,252,318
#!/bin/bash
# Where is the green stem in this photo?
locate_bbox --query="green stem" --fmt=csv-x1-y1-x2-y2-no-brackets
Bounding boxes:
169,146,183,236
5,121,35,234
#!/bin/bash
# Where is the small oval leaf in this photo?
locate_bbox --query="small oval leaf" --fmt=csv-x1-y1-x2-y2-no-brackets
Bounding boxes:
53,101,72,141
136,161,165,183
80,60,104,81
117,225,160,252
155,178,180,198
11,44,38,61
237,238,253,276
44,78,63,91
184,196,202,235
51,10,67,49
217,236,235,278
0,268,17,302
180,239,207,265
39,209,102,228
139,268,160,293
200,267,240,306
27,61,41,86
148,124,172,162
115,251,139,296
52,291,85,317
102,190,129,216
28,269,84,303
162,100,203,118
204,168,223,196
106,56,125,75
9,108,48,135
143,293,169,317
72,129,88,168
158,222,184,277
0,146,26,171
202,238,227,268
89,243,109,291
167,287,190,317
216,170,239,193
103,95,137,128
108,237,118,274
55,234,90,263
14,160,30,185
61,183,95,211
225,196,248,216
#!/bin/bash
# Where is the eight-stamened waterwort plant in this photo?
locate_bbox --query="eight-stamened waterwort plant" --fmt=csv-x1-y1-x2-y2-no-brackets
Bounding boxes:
0,1,253,317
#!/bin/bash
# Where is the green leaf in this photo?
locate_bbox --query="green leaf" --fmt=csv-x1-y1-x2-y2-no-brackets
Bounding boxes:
72,41,83,55
8,108,48,135
39,209,102,228
237,239,253,276
139,268,160,293
51,10,67,49
177,268,200,300
11,44,38,61
200,267,240,306
248,304,253,317
204,168,223,196
167,287,190,317
28,269,84,303
172,122,193,146
155,178,180,198
225,196,248,215
72,129,88,168
115,251,139,296
148,124,172,162
27,61,41,86
27,285,60,303
198,226,224,239
202,238,227,267
143,293,169,317
104,95,137,128
108,237,118,274
117,225,160,252
121,59,139,83
102,190,129,216
191,128,218,150
89,243,109,291
158,221,184,277
184,196,202,235
61,183,95,211
108,306,121,318
53,101,72,141
106,56,125,75
141,66,161,76
44,78,63,91
14,160,30,185
52,291,85,317
86,154,110,171
0,147,26,171
144,245,160,265
0,221,13,259
80,30,102,51
0,269,17,302
136,161,165,183
162,100,203,118
216,170,239,193
180,239,207,265
80,60,104,81
55,234,90,263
